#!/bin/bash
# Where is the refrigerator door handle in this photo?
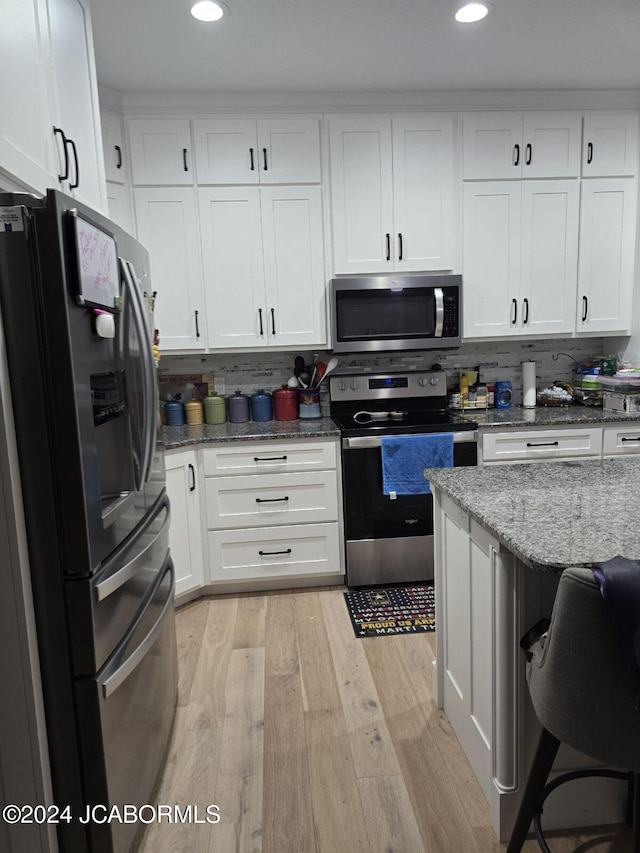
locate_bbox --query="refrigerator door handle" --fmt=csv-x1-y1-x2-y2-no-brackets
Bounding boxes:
101,561,175,700
120,259,156,489
127,261,158,486
95,500,170,602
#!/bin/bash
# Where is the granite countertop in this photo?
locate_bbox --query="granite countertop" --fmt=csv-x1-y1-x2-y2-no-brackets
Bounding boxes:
451,405,640,429
163,416,340,448
427,457,640,574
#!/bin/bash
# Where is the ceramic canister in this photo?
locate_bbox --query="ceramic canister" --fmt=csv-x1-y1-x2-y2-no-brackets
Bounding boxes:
204,393,226,424
164,397,185,426
298,387,321,419
250,389,273,421
184,399,204,425
227,390,250,423
272,386,298,421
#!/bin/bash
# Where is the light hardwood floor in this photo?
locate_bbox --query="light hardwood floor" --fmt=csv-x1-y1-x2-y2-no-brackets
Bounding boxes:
138,586,631,853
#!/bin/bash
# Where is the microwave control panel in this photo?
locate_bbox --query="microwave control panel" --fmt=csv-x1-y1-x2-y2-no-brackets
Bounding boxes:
442,287,459,337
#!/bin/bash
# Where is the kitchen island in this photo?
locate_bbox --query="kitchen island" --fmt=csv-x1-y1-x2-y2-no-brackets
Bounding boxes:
427,458,637,841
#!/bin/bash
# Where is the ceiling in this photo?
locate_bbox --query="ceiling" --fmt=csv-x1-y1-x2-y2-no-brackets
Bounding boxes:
89,0,640,96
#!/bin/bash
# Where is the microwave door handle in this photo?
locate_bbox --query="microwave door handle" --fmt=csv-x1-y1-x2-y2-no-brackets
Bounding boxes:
434,287,444,337
126,261,157,486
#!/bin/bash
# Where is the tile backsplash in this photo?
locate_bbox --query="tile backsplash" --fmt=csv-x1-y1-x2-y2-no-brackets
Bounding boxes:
159,337,611,410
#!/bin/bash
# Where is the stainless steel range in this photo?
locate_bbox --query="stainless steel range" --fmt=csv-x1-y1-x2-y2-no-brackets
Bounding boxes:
329,368,477,588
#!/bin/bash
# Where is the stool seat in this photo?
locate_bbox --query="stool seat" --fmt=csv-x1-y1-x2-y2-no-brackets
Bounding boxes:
507,566,640,852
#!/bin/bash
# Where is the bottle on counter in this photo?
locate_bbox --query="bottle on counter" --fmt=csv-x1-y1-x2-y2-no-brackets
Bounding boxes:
459,372,469,408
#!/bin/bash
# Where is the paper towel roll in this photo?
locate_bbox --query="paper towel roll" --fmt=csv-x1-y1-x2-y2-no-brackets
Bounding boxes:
522,360,537,408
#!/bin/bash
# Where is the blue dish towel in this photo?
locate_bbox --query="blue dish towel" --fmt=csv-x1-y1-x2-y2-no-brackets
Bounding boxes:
381,433,454,496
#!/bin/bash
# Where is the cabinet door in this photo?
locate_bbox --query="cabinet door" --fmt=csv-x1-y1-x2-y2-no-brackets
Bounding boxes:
128,119,193,185
134,188,206,350
392,115,455,271
462,113,523,180
257,119,321,184
261,186,326,347
192,119,258,184
165,451,205,597
519,181,578,336
462,182,521,338
0,0,54,194
521,113,581,178
106,182,134,236
328,116,394,274
577,178,636,335
582,113,639,177
198,187,266,348
101,111,126,184
47,0,107,213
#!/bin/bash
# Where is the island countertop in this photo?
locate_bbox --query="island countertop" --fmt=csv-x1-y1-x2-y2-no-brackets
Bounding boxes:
427,457,640,574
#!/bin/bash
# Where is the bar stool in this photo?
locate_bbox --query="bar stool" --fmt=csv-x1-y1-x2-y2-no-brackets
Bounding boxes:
507,566,640,853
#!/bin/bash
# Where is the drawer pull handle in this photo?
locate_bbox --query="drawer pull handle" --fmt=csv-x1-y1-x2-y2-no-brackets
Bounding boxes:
621,437,640,442
255,496,289,503
526,441,559,448
259,548,292,556
254,455,287,461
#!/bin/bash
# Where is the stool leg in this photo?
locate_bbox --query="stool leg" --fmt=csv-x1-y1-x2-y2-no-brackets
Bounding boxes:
506,727,560,853
633,772,640,853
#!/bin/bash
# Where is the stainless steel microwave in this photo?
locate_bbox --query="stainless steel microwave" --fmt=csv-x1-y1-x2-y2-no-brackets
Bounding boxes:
330,273,462,353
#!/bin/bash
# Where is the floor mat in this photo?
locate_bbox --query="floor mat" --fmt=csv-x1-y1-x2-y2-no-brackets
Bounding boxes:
343,584,435,638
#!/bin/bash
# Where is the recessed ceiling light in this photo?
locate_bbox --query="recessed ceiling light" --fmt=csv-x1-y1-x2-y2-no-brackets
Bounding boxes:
455,2,492,23
191,0,227,22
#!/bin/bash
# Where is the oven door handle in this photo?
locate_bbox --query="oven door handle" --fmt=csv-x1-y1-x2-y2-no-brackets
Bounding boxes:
434,287,444,338
342,431,477,449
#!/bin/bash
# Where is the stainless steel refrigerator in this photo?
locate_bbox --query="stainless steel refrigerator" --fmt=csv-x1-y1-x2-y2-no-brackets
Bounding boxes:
0,189,177,853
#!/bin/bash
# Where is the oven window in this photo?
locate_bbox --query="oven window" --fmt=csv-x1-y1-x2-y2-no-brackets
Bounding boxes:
336,289,435,341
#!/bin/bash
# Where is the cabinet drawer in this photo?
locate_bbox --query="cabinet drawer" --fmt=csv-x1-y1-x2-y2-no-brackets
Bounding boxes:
208,522,342,581
202,440,337,476
482,427,602,463
603,424,640,455
205,471,338,529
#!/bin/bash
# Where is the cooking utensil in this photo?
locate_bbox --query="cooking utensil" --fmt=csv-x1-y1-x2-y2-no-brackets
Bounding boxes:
316,356,338,387
298,369,311,388
287,375,299,388
294,355,305,373
313,361,326,386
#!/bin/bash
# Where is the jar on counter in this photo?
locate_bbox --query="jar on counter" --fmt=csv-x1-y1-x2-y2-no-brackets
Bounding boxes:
184,399,204,425
227,390,250,423
250,389,273,422
164,396,185,426
298,387,321,419
272,386,298,421
204,393,226,424
495,380,513,409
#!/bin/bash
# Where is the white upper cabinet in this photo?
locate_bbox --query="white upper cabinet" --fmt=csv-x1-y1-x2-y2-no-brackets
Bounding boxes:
133,187,206,350
192,118,321,185
577,178,637,335
47,0,107,212
328,113,455,274
463,181,578,339
128,119,193,185
581,113,639,177
199,186,326,349
101,111,126,184
0,0,106,212
0,0,54,194
462,112,582,180
106,182,134,236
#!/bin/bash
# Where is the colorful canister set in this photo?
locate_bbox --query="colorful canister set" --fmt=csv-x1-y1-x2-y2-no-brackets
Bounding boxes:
163,385,322,426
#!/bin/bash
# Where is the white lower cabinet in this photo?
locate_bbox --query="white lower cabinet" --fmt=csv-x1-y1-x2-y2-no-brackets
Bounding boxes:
481,425,602,464
602,423,640,456
165,450,205,598
203,439,343,585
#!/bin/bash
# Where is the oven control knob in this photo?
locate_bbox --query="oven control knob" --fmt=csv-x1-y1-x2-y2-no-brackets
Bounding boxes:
350,381,358,390
338,381,346,391
429,377,440,386
418,377,427,386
